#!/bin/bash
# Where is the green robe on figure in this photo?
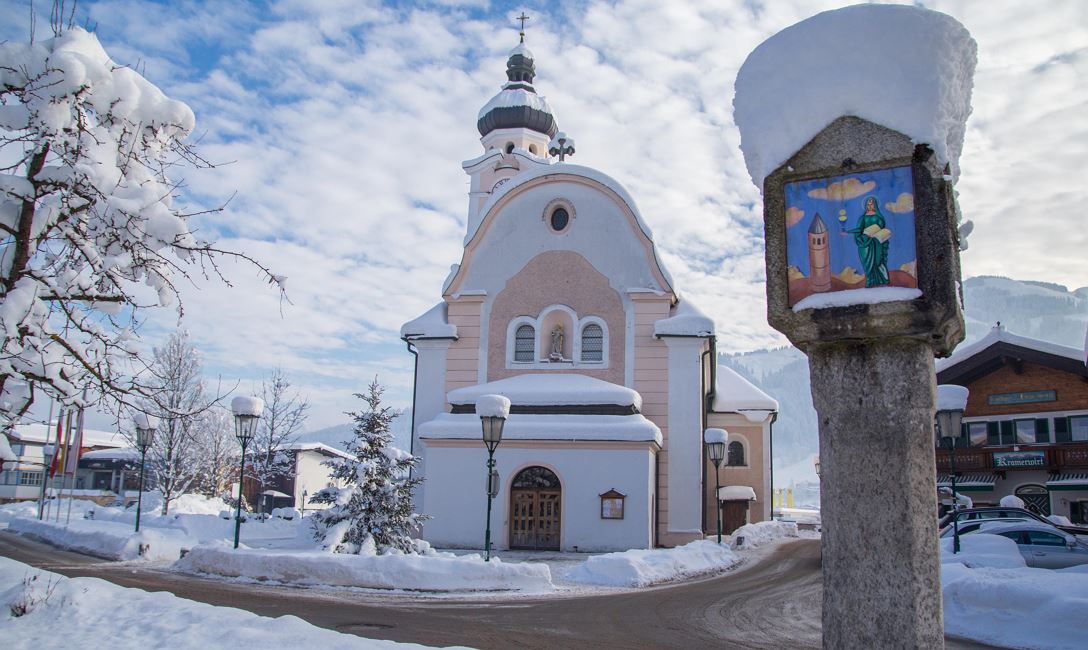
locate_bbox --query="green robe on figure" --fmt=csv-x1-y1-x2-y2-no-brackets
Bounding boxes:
852,196,890,287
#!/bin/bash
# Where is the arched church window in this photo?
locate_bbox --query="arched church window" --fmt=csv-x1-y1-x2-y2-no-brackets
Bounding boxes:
529,144,538,155
512,466,561,489
727,441,746,467
580,324,603,362
514,324,535,362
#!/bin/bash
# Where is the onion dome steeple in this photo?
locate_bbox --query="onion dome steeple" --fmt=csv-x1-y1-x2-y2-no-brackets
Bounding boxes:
476,31,558,139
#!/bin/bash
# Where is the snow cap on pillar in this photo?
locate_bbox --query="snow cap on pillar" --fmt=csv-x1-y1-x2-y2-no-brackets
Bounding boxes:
703,428,728,444
231,395,265,417
132,412,159,430
936,384,969,412
476,394,511,418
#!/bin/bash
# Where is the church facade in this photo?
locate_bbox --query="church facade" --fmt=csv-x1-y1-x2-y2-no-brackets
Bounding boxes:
401,38,777,552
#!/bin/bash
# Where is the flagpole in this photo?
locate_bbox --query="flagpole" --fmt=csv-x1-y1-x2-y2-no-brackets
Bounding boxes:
66,401,86,526
38,399,55,520
44,408,62,521
56,410,73,523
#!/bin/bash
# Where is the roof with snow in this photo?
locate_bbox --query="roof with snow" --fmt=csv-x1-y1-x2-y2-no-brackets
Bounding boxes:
401,301,458,339
936,325,1087,385
419,412,662,445
477,41,558,138
712,366,779,415
81,447,140,461
448,374,642,411
282,441,353,460
733,3,976,189
10,423,126,448
654,298,715,337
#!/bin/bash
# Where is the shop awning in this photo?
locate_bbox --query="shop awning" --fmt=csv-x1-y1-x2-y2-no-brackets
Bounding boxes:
936,474,997,492
1046,473,1088,491
718,485,757,501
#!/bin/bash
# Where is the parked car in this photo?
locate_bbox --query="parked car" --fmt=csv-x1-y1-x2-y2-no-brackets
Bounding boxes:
939,507,1088,539
969,522,1088,569
939,518,1037,538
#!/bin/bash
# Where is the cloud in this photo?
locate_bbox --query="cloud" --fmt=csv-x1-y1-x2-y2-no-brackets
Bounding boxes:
807,178,876,201
786,206,806,227
885,193,914,213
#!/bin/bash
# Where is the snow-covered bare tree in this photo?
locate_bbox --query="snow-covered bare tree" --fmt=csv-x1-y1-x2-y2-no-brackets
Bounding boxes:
141,329,208,515
310,378,426,554
190,405,237,499
248,368,308,510
0,25,281,424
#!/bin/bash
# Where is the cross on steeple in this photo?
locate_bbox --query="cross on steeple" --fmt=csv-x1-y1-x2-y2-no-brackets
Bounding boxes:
517,12,530,42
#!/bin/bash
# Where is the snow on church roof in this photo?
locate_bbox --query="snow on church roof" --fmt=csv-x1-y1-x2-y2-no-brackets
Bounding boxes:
712,366,778,414
419,412,662,444
400,302,458,339
733,3,976,189
448,374,642,410
654,299,715,337
477,87,555,122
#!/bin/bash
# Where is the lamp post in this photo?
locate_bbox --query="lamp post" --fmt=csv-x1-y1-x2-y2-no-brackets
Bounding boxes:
937,384,969,555
704,428,728,544
231,396,264,550
477,394,510,562
301,489,308,517
133,413,158,533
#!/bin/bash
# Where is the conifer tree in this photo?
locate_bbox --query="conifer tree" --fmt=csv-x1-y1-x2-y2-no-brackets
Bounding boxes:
310,378,426,554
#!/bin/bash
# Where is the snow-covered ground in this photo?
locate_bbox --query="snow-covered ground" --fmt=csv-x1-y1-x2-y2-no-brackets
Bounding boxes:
0,556,467,650
940,534,1088,650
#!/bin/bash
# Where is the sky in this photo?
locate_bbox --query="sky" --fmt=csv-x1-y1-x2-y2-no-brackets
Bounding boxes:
3,0,1085,431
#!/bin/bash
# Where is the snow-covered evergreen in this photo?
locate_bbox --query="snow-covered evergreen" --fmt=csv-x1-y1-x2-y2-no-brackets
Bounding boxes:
310,378,426,554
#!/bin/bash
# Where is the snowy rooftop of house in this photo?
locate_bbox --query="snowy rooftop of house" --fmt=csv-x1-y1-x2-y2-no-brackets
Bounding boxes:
282,441,353,460
448,374,642,410
81,447,140,461
400,301,457,339
712,366,779,414
733,3,976,189
10,423,126,448
419,412,662,445
654,298,715,337
936,325,1086,373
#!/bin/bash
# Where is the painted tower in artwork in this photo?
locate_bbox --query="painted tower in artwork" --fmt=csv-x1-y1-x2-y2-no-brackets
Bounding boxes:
807,212,831,293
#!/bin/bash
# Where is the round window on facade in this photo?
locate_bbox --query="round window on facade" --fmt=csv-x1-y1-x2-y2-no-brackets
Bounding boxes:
550,208,569,232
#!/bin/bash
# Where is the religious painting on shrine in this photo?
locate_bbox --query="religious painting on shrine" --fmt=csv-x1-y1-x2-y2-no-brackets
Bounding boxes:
784,166,919,308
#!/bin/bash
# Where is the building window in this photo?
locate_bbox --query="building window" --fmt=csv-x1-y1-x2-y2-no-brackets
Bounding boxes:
1014,419,1036,445
965,422,988,447
580,324,603,362
18,471,43,486
727,441,746,467
550,207,569,232
514,324,535,362
1070,416,1088,442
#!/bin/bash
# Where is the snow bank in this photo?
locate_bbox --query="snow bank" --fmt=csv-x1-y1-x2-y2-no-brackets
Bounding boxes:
791,287,922,312
177,544,554,593
942,563,1088,649
730,521,799,550
8,518,187,561
567,540,739,588
0,557,466,649
734,3,977,189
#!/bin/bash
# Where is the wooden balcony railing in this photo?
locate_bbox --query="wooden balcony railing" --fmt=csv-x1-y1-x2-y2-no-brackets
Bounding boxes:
934,443,1088,472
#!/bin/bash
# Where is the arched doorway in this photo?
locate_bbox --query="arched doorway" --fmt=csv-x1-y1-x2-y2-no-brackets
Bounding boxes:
510,466,561,550
1015,484,1051,516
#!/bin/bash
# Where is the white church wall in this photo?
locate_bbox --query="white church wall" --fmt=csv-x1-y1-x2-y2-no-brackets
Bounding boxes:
662,336,707,545
419,441,655,552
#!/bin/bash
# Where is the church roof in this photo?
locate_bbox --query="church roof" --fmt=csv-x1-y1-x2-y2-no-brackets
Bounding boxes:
712,365,779,415
654,298,715,337
448,374,642,410
477,42,558,138
401,301,457,339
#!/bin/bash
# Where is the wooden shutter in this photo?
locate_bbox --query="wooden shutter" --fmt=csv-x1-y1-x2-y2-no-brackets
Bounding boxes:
1055,417,1071,443
1034,419,1050,443
999,421,1014,445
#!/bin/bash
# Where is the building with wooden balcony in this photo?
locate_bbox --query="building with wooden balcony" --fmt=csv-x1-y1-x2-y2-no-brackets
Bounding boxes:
935,325,1088,523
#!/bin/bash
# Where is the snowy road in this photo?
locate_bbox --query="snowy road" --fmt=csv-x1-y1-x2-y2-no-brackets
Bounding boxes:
0,533,994,649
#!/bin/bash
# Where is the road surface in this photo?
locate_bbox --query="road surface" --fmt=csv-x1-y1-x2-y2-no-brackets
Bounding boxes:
0,532,991,649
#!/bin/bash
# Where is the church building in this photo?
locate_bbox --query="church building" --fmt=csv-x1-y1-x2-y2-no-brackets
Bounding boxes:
401,34,777,552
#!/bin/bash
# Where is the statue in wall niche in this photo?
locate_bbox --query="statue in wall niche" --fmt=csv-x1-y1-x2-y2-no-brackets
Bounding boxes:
550,323,565,360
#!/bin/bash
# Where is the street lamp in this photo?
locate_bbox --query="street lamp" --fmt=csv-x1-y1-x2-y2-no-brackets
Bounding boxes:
478,394,510,562
231,396,264,550
937,384,969,554
813,455,821,477
704,428,728,544
133,413,159,533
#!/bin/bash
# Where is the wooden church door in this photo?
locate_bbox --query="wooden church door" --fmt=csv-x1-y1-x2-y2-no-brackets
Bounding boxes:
509,466,562,550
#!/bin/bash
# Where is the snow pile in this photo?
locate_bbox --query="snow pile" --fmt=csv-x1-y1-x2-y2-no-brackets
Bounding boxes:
730,521,799,550
0,500,40,522
177,544,554,593
448,374,642,408
937,384,969,411
0,557,468,649
7,517,188,561
476,394,511,418
734,4,977,189
939,532,1026,569
566,540,739,588
791,287,922,312
1000,494,1026,509
654,299,714,337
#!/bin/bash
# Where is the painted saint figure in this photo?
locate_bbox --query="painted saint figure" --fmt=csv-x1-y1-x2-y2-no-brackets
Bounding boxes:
550,323,564,358
850,196,891,287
